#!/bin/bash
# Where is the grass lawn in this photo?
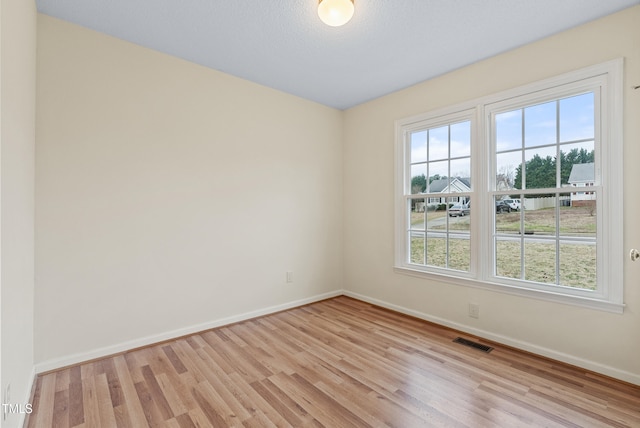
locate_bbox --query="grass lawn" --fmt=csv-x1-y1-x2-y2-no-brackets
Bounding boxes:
409,205,596,290
496,240,596,290
411,235,470,272
496,206,596,236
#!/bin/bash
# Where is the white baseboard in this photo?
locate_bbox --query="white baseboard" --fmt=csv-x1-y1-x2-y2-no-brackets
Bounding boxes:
35,290,343,374
344,290,640,386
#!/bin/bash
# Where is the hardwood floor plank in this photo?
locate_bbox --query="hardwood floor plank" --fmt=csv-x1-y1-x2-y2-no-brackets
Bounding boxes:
162,344,188,375
200,355,254,421
315,378,423,428
248,380,304,427
31,374,56,428
161,418,182,428
68,366,85,427
95,373,118,427
201,330,272,383
478,380,582,428
526,386,631,428
174,413,197,428
134,378,165,427
291,349,349,387
184,335,203,350
271,371,369,427
252,377,317,426
141,365,175,421
81,376,101,428
27,296,640,428
123,351,145,384
54,369,70,393
190,383,231,427
52,389,69,428
167,365,202,412
112,354,150,428
219,326,249,348
156,372,189,418
170,340,208,384
112,402,133,428
136,347,171,379
186,407,215,428
236,370,301,426
102,360,123,410
392,389,470,428
240,413,275,428
79,364,94,381
196,332,238,375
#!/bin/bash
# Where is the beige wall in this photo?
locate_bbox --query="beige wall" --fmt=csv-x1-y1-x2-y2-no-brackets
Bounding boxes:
343,5,640,383
35,16,344,366
0,0,36,426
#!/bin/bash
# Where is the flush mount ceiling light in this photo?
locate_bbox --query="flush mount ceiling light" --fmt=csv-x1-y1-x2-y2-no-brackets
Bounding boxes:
318,0,354,27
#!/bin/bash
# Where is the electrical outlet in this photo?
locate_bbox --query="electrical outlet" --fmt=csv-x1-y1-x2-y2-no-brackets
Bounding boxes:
286,271,294,283
468,303,480,319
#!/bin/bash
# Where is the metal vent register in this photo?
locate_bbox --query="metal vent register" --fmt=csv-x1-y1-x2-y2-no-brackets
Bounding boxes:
453,337,494,353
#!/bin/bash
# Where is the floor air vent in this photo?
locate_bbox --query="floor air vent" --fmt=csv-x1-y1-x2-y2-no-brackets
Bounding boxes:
453,337,493,353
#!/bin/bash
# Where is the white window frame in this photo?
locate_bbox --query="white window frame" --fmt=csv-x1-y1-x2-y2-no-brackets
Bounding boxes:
400,108,477,276
394,59,624,313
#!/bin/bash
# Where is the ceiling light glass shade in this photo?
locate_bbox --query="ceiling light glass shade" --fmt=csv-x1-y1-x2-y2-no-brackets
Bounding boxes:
318,0,354,27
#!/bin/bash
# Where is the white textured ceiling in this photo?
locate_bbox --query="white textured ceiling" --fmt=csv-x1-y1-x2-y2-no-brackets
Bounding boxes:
36,0,639,110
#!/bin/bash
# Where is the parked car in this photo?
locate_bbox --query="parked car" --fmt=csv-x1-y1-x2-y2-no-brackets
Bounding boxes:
449,203,470,217
503,198,521,211
496,200,511,213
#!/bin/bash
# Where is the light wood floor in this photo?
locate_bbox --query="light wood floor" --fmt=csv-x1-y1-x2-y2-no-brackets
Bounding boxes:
27,296,640,427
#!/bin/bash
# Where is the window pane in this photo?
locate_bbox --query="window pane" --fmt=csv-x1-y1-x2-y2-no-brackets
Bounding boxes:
560,92,594,143
410,164,426,194
427,204,446,232
496,152,521,191
448,235,470,271
523,195,556,236
496,110,522,152
448,196,471,232
525,146,556,189
495,196,519,234
451,121,471,158
496,238,520,279
427,161,448,191
450,158,471,191
525,101,557,148
410,130,428,163
560,192,596,238
524,240,556,284
410,198,425,231
560,242,596,290
426,235,447,268
561,143,595,186
429,126,449,161
410,233,425,264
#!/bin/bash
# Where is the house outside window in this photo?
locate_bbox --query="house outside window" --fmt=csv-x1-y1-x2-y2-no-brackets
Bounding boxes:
395,60,623,312
568,163,596,203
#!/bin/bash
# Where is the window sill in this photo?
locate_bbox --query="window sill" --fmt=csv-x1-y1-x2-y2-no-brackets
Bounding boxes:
393,266,624,314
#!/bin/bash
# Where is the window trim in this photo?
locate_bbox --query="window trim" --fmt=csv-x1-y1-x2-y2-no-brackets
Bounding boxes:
401,108,477,276
394,59,624,313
